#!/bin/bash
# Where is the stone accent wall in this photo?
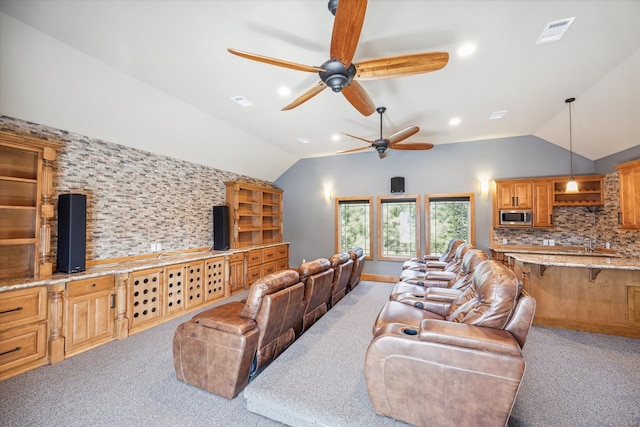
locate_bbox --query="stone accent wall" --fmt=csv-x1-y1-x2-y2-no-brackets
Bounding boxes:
0,116,273,261
494,173,639,258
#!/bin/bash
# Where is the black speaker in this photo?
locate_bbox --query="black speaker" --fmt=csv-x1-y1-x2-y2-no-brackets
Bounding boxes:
391,176,405,193
213,205,230,250
57,193,86,273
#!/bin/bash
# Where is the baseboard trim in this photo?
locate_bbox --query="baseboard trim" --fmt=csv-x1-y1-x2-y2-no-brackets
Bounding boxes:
361,273,398,283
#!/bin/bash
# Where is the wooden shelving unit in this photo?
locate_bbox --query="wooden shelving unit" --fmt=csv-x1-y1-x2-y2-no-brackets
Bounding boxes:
0,132,60,279
225,181,283,249
552,175,604,207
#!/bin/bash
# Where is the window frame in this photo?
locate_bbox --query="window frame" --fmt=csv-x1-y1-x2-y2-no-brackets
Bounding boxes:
376,194,421,261
425,192,476,254
334,196,373,259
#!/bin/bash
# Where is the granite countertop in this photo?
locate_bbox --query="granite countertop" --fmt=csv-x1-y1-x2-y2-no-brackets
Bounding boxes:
505,252,640,271
0,242,289,292
491,244,617,257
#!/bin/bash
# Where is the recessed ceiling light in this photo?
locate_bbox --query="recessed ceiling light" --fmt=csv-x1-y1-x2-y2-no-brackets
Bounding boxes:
489,110,507,119
297,137,310,144
536,17,575,44
449,117,461,126
331,134,341,141
457,43,476,57
230,95,253,107
278,86,291,97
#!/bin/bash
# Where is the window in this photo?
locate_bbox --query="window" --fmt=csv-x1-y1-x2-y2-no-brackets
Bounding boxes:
377,195,420,260
426,193,475,254
335,197,372,258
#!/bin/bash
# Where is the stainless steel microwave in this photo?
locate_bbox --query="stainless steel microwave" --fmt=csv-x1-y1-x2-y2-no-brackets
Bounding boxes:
499,210,532,226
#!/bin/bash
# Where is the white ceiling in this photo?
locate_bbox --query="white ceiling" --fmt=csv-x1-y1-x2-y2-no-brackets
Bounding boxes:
1,1,639,181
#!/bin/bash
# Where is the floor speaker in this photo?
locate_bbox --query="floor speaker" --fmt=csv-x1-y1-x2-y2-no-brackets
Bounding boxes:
57,193,86,273
391,176,405,193
213,205,230,250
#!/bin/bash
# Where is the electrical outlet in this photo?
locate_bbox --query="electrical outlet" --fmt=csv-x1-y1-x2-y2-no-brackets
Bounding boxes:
548,239,555,246
150,243,162,252
502,239,508,245
543,239,549,246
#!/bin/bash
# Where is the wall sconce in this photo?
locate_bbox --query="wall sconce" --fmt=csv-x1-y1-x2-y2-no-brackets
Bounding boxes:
480,179,489,198
324,186,332,204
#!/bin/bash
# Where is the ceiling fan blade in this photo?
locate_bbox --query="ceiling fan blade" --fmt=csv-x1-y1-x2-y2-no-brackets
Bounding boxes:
341,80,375,116
330,0,368,66
336,145,372,154
341,132,375,144
389,142,435,151
386,125,420,144
228,48,325,73
282,82,327,111
354,52,449,81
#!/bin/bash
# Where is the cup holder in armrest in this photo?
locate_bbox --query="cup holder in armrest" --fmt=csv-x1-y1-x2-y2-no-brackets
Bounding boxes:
413,294,424,298
402,328,418,336
414,302,424,309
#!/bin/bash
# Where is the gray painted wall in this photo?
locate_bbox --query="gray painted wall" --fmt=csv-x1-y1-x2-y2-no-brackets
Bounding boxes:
274,135,612,276
595,144,640,174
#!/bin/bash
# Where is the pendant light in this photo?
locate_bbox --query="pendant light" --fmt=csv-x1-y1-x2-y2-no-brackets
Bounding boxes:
565,97,579,193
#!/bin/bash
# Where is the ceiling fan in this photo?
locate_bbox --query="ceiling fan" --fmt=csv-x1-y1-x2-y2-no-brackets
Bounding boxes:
337,107,434,158
227,0,449,116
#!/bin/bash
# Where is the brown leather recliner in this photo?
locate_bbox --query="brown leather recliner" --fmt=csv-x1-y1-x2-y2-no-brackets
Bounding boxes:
297,258,333,334
365,260,536,426
399,242,473,282
173,269,305,399
402,238,465,270
347,247,366,291
328,252,354,308
390,249,489,301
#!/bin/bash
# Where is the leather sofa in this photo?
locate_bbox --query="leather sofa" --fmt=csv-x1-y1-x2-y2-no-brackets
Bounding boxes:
173,269,305,399
328,252,354,308
297,258,334,334
347,247,366,291
365,260,536,426
402,238,465,270
399,242,473,282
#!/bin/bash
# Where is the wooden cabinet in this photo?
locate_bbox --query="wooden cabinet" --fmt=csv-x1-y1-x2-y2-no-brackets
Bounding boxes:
0,132,60,279
204,257,225,302
0,286,48,380
128,268,163,331
533,181,553,227
184,261,204,308
552,175,604,206
225,181,283,249
64,275,115,356
496,181,532,209
615,159,640,229
228,252,245,295
164,264,185,316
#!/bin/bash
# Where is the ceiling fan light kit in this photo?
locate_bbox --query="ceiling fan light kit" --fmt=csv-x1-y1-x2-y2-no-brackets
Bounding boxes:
227,0,449,116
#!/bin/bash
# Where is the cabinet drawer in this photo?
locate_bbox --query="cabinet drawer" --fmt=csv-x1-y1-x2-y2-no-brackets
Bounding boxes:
0,286,47,330
262,262,276,276
275,245,288,260
0,321,47,374
262,247,276,263
228,253,244,263
67,275,115,298
247,249,262,267
247,266,262,284
275,259,289,271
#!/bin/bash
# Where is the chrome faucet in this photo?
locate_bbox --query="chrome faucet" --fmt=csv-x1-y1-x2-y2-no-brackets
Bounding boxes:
581,237,595,252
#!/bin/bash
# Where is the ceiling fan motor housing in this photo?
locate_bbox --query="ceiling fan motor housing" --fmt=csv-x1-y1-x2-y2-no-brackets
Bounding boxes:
320,60,356,92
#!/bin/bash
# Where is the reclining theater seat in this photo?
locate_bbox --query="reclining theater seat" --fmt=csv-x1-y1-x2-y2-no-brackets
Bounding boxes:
402,238,464,270
389,248,489,302
399,242,473,282
347,247,366,291
173,269,305,399
328,252,354,308
297,258,333,334
365,261,536,427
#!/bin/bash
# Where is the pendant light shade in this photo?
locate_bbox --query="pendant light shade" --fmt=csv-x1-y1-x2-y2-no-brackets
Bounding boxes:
565,97,578,193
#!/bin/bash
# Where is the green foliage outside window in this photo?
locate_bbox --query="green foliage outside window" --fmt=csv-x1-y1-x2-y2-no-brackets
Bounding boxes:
339,202,369,255
381,200,416,257
430,200,469,254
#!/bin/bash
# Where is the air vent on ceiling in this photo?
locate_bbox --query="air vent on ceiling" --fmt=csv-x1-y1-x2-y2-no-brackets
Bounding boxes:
489,110,507,120
230,95,253,107
536,17,575,44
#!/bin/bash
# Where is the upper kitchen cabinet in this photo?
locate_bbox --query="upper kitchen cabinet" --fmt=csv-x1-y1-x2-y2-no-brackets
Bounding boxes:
0,132,61,279
552,175,604,207
496,180,533,210
615,159,640,229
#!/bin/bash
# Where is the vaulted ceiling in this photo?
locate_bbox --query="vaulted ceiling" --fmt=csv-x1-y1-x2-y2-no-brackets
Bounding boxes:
0,1,638,181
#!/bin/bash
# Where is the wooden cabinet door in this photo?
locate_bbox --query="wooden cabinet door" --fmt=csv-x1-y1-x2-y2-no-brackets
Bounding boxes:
533,181,553,227
496,182,516,210
513,182,533,209
65,276,115,354
496,181,532,209
227,253,245,295
618,163,640,229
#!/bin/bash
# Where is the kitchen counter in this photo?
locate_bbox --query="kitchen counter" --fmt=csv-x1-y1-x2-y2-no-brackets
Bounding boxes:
505,253,639,271
491,244,617,257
